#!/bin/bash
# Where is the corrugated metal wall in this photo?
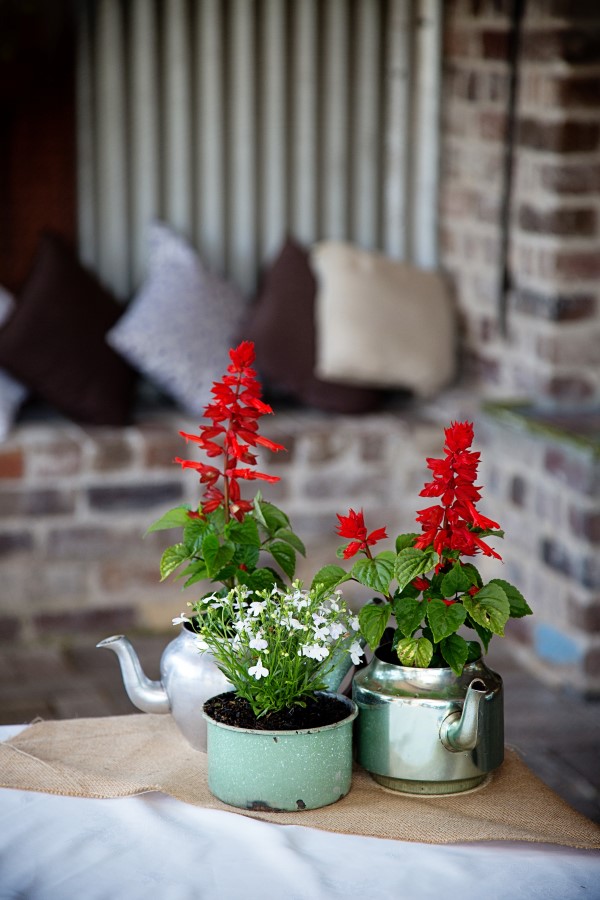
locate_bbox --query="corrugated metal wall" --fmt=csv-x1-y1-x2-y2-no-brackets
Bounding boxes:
77,0,441,298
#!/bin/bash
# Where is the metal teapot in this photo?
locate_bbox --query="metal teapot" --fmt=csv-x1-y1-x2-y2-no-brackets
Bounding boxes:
97,624,233,752
98,626,359,753
353,643,504,794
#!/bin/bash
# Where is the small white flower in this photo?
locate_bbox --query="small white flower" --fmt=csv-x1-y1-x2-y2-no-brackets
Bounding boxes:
172,613,189,626
249,632,268,652
302,644,330,662
350,616,360,632
312,613,327,626
248,659,269,680
313,625,330,641
349,640,364,665
328,622,345,640
249,600,266,617
293,595,309,610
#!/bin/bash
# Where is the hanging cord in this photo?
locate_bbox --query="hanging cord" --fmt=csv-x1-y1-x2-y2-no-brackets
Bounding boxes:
498,0,526,337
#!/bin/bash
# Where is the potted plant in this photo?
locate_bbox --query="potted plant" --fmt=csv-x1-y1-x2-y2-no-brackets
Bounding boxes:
194,581,363,811
98,341,307,751
312,420,533,794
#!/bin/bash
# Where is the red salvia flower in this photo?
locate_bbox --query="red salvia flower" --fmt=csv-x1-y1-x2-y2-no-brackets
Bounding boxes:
336,508,388,559
175,341,285,522
414,421,502,562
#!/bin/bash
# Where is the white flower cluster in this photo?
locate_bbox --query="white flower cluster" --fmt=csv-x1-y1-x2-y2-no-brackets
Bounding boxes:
191,582,363,693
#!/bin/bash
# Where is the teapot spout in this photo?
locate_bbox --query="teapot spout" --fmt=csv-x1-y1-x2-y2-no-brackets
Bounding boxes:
440,678,487,752
97,635,170,714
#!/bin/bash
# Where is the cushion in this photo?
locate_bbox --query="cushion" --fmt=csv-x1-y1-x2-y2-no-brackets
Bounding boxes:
311,242,457,398
107,223,246,416
0,287,28,440
242,237,382,414
0,233,136,426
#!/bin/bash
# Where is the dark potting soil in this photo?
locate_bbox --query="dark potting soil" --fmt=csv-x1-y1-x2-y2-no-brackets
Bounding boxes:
204,692,350,730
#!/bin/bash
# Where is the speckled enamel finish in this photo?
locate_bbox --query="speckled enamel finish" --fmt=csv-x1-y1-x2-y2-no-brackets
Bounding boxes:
202,692,358,811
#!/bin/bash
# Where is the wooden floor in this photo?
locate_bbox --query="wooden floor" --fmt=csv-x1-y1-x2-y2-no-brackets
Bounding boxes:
1,633,598,823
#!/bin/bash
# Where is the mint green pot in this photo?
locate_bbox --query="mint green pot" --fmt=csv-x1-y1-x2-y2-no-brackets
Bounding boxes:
202,692,358,812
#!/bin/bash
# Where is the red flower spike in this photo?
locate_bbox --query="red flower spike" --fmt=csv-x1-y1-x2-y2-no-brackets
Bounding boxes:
336,509,387,559
174,341,285,522
414,420,503,563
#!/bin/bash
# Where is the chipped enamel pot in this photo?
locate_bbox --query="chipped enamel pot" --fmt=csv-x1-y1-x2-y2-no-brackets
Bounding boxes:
202,692,358,811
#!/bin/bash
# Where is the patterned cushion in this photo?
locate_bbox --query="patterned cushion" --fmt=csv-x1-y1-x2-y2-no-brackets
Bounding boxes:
107,223,247,416
0,287,28,440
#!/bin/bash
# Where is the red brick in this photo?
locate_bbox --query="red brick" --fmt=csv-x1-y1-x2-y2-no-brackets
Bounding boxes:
511,288,596,321
568,597,600,633
0,489,76,517
140,424,186,468
0,616,21,642
544,374,595,402
0,531,35,556
481,29,511,60
29,439,82,478
569,508,600,543
87,481,183,512
34,607,138,636
521,28,600,65
556,75,600,108
0,450,24,479
541,162,600,194
517,119,600,153
518,205,596,236
480,109,507,141
554,251,600,280
93,434,135,471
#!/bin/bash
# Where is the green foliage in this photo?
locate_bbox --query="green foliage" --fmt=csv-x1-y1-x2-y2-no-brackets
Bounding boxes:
395,635,434,668
352,552,396,594
394,548,435,592
358,602,391,651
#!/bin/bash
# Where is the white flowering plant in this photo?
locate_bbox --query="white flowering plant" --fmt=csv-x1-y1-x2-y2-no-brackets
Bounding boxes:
179,582,363,718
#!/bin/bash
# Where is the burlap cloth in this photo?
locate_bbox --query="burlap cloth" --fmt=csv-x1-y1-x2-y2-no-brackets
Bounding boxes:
1,714,598,849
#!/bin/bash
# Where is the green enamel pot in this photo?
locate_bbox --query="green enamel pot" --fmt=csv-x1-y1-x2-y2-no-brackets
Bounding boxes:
202,692,358,812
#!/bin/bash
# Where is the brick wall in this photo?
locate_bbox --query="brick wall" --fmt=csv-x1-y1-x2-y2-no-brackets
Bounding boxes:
0,409,442,646
477,405,600,696
440,0,600,402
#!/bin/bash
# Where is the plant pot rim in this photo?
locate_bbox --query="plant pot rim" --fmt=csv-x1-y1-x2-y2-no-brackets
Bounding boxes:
202,690,358,736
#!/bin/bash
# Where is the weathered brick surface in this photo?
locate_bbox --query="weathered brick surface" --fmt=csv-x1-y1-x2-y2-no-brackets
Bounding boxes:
0,450,24,479
87,481,184,512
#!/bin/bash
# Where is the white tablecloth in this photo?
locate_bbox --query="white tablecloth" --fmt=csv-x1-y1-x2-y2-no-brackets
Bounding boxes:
1,725,599,900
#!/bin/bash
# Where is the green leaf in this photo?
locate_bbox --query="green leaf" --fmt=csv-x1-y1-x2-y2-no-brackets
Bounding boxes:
395,533,418,552
311,565,351,593
227,516,261,547
440,634,469,675
395,636,433,668
392,596,426,638
394,548,434,592
259,501,291,535
202,534,235,577
358,603,391,651
180,560,208,588
489,578,532,618
426,598,467,643
466,640,482,663
441,563,475,597
269,541,296,580
146,506,192,534
182,517,207,551
461,563,483,588
274,528,306,556
159,543,190,580
352,551,396,594
468,617,493,651
239,567,283,591
463,583,510,636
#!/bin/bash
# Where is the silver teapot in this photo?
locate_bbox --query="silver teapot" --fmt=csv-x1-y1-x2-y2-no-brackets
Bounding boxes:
98,626,359,752
353,644,504,794
97,625,233,752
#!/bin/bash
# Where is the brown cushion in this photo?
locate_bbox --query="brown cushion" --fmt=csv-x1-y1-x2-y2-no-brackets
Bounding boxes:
242,237,382,414
0,232,136,425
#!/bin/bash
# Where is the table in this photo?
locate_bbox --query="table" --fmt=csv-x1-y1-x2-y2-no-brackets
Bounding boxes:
1,725,599,900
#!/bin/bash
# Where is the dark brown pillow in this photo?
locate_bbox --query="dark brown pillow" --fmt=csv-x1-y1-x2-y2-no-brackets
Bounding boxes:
0,232,136,425
242,237,382,414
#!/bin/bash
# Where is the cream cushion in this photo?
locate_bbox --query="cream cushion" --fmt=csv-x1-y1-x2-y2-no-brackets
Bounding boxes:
311,242,456,398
